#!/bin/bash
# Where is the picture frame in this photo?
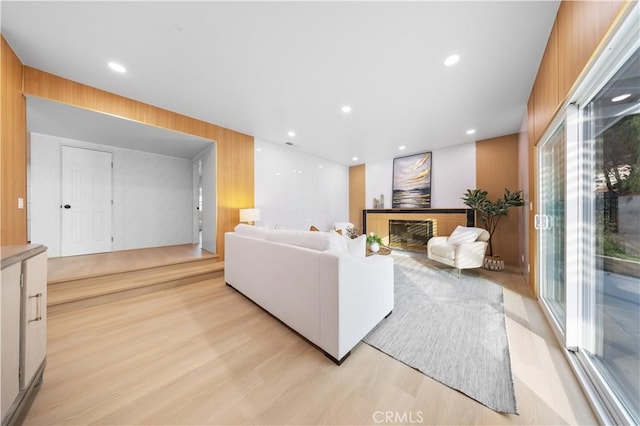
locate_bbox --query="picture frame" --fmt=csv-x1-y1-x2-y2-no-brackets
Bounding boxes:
392,151,432,208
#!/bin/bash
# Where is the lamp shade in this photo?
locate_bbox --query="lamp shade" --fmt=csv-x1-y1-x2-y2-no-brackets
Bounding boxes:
239,208,260,223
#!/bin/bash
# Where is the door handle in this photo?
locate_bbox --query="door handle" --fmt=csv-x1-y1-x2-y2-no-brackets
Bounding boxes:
28,293,43,322
63,204,71,209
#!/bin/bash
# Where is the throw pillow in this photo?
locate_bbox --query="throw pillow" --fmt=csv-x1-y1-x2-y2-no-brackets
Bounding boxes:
310,225,319,232
328,230,349,252
447,226,483,245
347,234,366,258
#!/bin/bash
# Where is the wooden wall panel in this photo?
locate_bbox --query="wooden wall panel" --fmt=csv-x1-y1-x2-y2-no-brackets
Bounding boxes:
533,22,559,143
349,165,365,231
557,1,626,99
476,134,520,266
527,96,538,295
22,67,254,260
1,36,27,245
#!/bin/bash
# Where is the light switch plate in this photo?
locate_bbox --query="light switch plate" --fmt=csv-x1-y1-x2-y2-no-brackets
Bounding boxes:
18,197,24,209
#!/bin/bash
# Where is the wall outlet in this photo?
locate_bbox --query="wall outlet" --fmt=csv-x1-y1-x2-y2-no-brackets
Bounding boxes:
18,197,24,209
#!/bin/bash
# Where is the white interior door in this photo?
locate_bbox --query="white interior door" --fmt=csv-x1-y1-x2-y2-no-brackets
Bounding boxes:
61,146,113,256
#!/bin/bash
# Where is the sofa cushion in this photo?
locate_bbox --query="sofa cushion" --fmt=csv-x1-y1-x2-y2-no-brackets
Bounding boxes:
268,229,347,252
431,243,456,260
234,223,269,240
447,226,484,245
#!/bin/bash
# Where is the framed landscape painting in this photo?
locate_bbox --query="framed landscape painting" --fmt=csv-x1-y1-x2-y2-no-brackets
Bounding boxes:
392,151,431,208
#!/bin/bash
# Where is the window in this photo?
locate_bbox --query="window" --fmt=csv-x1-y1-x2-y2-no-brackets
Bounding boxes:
537,4,639,423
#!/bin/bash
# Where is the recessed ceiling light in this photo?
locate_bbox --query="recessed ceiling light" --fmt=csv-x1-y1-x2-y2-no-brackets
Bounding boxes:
318,165,324,169
107,61,127,73
466,129,476,135
399,145,406,150
612,93,631,102
352,156,358,161
255,148,262,152
444,54,460,66
287,131,296,137
342,105,352,113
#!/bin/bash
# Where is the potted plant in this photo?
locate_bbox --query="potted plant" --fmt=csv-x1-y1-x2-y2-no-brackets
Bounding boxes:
461,188,524,270
366,232,383,253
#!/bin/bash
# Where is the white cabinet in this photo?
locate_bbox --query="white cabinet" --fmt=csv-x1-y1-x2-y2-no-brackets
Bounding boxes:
1,245,47,426
1,263,21,420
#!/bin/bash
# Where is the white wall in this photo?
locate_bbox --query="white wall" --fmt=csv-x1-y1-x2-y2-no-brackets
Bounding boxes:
254,139,349,231
365,143,476,209
30,133,194,256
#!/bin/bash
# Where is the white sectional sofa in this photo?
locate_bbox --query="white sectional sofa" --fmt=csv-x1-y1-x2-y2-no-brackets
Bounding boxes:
224,224,394,364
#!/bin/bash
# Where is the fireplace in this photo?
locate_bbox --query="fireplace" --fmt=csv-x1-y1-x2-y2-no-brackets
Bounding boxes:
389,219,433,251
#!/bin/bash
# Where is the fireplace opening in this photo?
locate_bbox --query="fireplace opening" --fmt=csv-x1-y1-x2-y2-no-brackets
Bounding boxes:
388,219,433,251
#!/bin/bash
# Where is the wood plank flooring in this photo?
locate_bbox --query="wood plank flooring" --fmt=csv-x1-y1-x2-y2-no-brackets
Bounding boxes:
48,244,216,283
24,255,598,425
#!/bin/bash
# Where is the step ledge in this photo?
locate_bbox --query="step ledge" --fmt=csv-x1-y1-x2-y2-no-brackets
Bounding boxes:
48,271,223,315
48,255,220,285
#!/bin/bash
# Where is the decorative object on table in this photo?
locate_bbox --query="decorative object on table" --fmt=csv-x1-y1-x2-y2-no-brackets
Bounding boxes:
364,252,518,414
392,151,432,208
367,232,383,253
345,225,361,239
373,197,380,209
239,207,260,225
334,222,360,239
461,188,524,271
367,245,392,256
380,193,385,208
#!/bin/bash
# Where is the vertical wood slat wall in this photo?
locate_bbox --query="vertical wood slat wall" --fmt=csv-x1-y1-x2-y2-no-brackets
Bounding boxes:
349,165,365,232
475,134,520,267
1,36,27,246
525,0,630,295
1,37,254,259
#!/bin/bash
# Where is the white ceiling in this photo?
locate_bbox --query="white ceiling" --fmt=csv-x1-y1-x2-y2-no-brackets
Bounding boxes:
27,97,213,159
2,1,560,165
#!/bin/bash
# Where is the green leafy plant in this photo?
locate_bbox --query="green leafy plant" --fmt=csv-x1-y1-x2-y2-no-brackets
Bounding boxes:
366,232,383,245
461,188,524,256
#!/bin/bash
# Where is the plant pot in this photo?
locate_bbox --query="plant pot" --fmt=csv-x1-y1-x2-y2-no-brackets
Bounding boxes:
483,255,505,271
370,242,380,253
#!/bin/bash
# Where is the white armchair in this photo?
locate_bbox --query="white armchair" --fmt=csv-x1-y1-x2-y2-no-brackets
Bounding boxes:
427,226,489,275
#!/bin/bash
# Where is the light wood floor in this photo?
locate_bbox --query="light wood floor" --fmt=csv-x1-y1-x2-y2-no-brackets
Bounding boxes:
25,255,598,425
47,244,216,283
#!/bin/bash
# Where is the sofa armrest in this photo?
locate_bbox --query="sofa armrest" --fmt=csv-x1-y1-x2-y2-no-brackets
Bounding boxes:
427,236,448,256
318,252,394,361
